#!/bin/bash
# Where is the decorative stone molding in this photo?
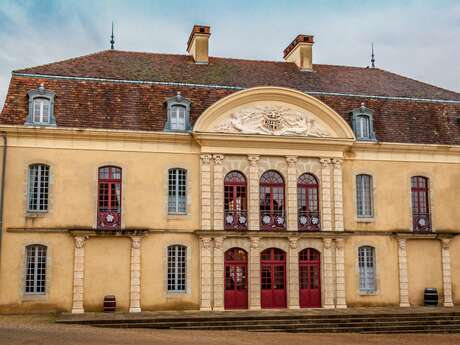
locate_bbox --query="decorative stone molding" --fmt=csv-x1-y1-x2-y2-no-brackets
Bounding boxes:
289,237,298,249
213,105,331,137
200,154,213,230
320,159,332,231
129,236,142,312
332,159,344,232
441,238,454,307
250,237,260,249
213,154,225,231
286,156,298,232
248,155,260,231
335,238,347,308
213,236,225,311
249,236,261,310
323,238,335,308
200,237,213,311
71,236,87,314
398,238,410,307
288,237,300,309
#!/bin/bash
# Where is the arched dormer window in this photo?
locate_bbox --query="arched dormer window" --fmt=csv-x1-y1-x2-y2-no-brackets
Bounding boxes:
350,103,376,141
26,83,56,126
165,92,191,131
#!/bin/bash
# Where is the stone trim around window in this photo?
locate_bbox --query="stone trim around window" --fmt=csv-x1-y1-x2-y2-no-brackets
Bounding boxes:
164,92,191,132
349,103,376,141
26,83,56,126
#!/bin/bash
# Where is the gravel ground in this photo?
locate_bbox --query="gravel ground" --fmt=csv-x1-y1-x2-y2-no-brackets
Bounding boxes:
0,314,460,345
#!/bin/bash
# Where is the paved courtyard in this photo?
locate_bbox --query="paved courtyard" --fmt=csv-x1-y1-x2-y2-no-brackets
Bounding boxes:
0,314,460,345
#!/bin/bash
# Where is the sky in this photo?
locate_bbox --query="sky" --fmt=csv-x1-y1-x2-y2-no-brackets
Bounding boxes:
0,0,459,107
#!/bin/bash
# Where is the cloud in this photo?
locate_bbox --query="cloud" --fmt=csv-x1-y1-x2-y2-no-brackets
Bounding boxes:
0,0,459,108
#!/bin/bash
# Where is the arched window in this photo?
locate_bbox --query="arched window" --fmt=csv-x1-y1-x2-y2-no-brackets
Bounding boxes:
224,248,248,309
168,168,187,214
25,244,47,294
411,176,431,232
297,173,320,231
28,164,50,212
358,246,376,293
356,174,373,218
26,84,56,126
97,166,122,229
167,245,187,292
165,92,191,131
260,171,285,230
224,171,247,230
350,104,376,141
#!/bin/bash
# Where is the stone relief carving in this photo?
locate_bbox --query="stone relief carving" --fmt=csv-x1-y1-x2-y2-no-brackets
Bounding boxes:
213,105,331,137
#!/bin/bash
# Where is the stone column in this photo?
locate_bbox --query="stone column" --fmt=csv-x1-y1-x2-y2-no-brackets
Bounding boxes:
71,236,86,314
286,156,298,232
200,237,213,311
335,238,347,308
323,238,335,308
332,159,344,232
288,237,300,309
320,158,332,231
441,239,454,307
248,155,260,231
249,237,261,310
213,236,225,311
129,236,142,313
200,154,213,231
213,155,225,231
398,238,410,307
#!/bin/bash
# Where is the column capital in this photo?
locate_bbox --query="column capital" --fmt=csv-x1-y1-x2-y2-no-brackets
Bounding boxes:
289,237,298,249
319,158,331,167
74,236,88,249
335,238,345,249
200,154,213,164
332,158,343,168
398,238,407,249
286,156,298,168
200,236,212,249
213,154,224,164
441,238,450,249
214,236,225,249
130,236,142,249
248,155,260,167
250,237,260,249
323,238,333,249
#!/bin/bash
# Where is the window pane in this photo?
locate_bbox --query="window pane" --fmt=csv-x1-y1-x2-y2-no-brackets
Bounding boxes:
356,175,373,217
168,169,187,214
358,246,375,292
171,106,186,130
25,245,47,294
28,164,49,212
168,245,186,292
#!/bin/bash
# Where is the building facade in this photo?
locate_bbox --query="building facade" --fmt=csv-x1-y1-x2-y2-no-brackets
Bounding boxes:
0,25,459,313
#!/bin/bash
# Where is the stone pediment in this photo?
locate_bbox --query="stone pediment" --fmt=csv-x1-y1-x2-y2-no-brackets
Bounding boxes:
213,105,331,137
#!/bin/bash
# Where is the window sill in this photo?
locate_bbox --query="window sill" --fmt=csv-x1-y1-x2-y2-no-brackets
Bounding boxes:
357,217,374,223
22,293,48,301
25,212,48,218
165,291,189,298
359,291,378,296
24,123,56,127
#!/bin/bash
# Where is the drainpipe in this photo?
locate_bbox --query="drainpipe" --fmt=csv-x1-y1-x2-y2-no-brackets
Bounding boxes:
0,132,7,257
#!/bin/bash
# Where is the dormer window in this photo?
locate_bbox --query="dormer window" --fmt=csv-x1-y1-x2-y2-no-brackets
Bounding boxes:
350,103,376,141
165,92,191,132
26,84,56,126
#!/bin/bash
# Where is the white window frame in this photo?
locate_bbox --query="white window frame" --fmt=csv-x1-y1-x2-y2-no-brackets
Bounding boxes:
356,115,370,139
28,164,50,212
167,245,187,293
170,105,186,131
168,168,187,214
358,246,376,293
356,174,373,218
24,245,47,295
32,98,51,124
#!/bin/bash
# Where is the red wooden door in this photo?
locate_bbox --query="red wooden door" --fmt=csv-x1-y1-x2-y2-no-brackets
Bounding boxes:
261,248,287,309
224,248,248,309
299,248,321,308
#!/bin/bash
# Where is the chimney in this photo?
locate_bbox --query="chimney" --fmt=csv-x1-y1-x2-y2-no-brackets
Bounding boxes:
187,25,211,64
283,34,314,71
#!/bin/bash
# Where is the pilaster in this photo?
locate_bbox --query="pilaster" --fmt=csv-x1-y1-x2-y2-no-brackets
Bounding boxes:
323,238,335,308
398,238,410,307
441,239,454,307
200,154,213,230
213,154,225,231
286,156,298,232
248,155,260,231
129,236,142,313
71,236,87,314
335,238,347,308
332,159,344,232
200,237,213,311
249,237,261,310
288,237,300,309
213,236,225,311
320,158,332,231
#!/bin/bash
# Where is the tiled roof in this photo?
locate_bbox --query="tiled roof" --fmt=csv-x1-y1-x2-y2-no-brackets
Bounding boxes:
2,50,460,145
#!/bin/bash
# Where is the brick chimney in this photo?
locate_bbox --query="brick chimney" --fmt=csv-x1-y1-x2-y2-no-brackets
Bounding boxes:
187,25,211,64
283,35,314,71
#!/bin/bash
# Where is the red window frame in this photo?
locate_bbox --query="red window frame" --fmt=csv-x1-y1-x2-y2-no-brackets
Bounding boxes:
97,166,122,229
297,173,320,231
224,248,248,309
224,171,247,230
411,176,431,232
259,170,286,230
299,248,321,308
260,248,287,309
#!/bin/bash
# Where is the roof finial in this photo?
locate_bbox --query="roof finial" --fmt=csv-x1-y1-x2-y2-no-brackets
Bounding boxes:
110,21,115,50
371,43,375,68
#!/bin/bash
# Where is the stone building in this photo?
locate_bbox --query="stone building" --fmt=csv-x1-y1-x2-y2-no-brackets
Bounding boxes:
0,25,459,313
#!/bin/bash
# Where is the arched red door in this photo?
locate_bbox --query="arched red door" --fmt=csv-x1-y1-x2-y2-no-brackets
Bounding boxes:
224,248,248,309
299,248,321,308
261,248,286,309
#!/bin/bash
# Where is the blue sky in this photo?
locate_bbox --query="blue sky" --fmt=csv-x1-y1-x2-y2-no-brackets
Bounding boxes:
0,0,459,106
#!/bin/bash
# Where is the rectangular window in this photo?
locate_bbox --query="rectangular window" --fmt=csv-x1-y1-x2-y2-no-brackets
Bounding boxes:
25,245,47,294
358,246,376,293
28,164,50,212
167,245,186,292
356,174,373,217
168,169,187,214
170,106,186,131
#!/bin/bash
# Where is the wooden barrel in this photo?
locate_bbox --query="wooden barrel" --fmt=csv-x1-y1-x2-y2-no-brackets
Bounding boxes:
424,288,438,306
103,295,116,312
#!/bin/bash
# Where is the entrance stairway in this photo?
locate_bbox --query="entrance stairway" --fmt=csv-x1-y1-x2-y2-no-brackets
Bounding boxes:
56,308,460,333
